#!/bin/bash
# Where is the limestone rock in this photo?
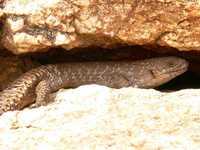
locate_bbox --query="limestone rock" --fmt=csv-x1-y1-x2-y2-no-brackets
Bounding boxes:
0,85,200,149
1,0,200,54
0,56,39,90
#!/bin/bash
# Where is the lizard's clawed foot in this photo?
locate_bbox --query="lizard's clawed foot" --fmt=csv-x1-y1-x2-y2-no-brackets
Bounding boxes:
29,93,56,108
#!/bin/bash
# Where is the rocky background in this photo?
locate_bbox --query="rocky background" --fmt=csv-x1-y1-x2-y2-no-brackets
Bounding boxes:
0,0,200,149
0,0,200,85
1,0,200,54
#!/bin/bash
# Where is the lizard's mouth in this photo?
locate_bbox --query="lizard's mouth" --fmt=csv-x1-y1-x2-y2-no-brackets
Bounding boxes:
152,62,189,81
141,62,189,88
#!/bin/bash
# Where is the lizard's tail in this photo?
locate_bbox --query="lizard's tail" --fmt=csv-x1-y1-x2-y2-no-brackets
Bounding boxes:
0,66,46,115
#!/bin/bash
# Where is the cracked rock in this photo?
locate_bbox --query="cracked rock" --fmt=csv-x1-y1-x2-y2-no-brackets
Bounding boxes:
1,0,200,54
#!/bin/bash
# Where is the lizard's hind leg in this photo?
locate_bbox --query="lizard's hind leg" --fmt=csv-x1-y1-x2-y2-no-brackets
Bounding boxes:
31,80,52,108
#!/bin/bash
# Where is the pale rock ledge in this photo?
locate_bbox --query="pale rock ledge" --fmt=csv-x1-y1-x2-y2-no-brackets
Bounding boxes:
0,85,200,149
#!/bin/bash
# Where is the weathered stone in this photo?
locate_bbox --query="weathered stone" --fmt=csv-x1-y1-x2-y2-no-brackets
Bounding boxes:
0,85,200,149
1,0,200,54
0,56,39,90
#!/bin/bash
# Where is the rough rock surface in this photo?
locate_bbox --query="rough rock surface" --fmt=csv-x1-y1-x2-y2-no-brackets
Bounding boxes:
0,85,200,149
0,56,39,90
1,0,200,54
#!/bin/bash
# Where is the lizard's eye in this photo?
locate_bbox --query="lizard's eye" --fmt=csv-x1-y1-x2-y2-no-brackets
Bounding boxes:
167,62,175,68
149,70,157,78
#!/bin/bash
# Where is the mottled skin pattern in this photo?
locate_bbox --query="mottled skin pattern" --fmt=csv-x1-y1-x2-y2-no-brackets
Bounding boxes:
0,57,188,115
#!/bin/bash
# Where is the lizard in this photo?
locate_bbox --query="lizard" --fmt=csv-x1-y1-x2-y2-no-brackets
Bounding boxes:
0,56,188,115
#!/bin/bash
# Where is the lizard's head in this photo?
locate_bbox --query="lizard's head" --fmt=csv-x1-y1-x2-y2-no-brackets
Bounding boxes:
134,56,189,88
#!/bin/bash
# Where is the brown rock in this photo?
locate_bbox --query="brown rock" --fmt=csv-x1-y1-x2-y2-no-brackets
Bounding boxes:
1,0,200,54
0,56,39,90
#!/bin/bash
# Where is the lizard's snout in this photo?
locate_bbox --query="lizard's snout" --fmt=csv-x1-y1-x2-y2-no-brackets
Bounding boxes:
135,57,189,88
153,57,189,75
